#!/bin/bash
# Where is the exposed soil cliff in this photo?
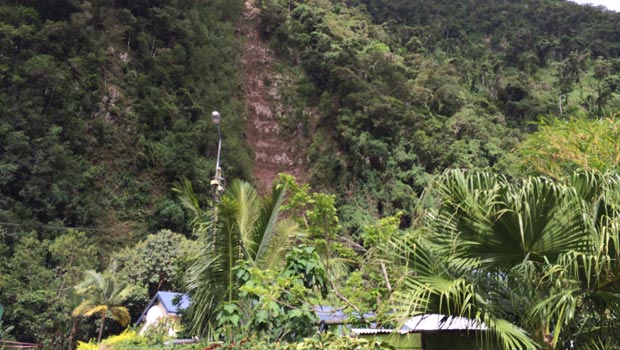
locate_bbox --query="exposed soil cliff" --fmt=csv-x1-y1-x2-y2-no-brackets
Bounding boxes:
239,0,310,193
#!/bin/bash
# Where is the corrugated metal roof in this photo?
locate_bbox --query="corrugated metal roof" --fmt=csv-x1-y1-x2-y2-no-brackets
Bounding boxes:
351,314,487,336
403,314,487,332
351,328,396,335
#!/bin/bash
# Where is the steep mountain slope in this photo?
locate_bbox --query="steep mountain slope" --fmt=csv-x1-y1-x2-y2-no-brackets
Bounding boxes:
3,0,620,345
258,0,620,232
239,0,309,192
0,0,250,238
0,0,250,345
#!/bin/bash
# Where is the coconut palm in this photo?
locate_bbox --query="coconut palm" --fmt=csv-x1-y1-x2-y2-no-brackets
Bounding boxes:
178,179,299,337
390,170,620,350
72,270,133,343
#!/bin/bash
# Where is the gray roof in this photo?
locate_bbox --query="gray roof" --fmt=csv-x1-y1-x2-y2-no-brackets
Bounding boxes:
314,305,375,325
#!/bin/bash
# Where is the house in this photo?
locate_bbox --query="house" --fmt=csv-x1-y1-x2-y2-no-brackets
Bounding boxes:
136,300,376,338
136,291,191,336
352,314,499,350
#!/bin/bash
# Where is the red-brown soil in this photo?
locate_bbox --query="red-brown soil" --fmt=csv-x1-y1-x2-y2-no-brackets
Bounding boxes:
239,1,309,193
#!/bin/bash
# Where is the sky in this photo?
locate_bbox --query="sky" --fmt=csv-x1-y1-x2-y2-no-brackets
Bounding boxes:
569,0,620,12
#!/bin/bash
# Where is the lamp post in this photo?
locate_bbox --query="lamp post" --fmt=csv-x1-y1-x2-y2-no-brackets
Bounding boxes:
210,111,224,202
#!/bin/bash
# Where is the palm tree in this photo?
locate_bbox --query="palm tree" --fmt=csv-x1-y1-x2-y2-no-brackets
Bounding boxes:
72,270,133,343
177,179,299,337
390,170,620,350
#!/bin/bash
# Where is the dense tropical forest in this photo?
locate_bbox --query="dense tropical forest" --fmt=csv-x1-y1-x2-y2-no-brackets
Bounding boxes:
2,0,620,349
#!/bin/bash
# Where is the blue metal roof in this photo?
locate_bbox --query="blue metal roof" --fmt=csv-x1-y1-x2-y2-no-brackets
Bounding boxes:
157,291,191,314
135,291,191,327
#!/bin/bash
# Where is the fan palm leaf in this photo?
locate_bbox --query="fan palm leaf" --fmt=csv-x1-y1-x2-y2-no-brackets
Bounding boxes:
391,170,620,349
431,170,589,266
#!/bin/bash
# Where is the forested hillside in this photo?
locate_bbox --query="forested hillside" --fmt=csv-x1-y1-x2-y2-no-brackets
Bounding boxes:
2,0,620,348
0,0,248,346
0,0,249,237
260,0,620,232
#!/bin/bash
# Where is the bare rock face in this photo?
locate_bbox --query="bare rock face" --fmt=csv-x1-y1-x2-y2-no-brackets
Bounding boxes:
240,0,309,193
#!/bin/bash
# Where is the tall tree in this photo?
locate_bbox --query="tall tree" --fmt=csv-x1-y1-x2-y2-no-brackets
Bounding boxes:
178,179,299,337
72,270,133,343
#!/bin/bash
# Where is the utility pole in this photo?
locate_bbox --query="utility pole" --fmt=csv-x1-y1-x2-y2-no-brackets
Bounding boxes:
210,111,225,202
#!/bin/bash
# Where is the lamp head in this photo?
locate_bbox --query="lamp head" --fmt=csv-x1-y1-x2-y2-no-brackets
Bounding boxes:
211,111,221,125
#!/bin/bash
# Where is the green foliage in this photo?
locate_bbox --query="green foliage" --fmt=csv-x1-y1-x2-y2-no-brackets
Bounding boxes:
392,170,620,349
204,250,326,343
0,0,249,342
73,270,134,343
218,332,393,350
259,0,620,237
281,246,328,297
142,318,181,345
6,0,620,347
281,332,393,350
337,215,404,313
517,116,620,178
77,329,145,350
102,332,392,350
182,179,299,337
276,175,356,284
0,304,14,340
0,0,250,238
113,229,198,298
0,231,100,348
78,329,207,350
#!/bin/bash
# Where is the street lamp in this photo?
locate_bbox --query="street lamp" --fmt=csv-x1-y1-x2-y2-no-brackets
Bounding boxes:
210,111,224,202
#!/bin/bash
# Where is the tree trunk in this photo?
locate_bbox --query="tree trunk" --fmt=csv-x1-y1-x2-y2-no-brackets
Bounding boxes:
97,311,107,343
67,318,78,350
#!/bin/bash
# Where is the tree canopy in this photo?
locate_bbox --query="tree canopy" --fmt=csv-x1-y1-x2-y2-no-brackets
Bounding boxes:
4,0,620,347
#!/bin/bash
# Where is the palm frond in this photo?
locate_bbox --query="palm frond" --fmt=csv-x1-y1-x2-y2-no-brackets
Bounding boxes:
392,170,620,349
75,270,104,294
431,171,590,267
184,239,225,336
83,305,108,318
73,269,133,333
254,182,286,269
110,306,131,327
183,179,302,337
567,170,605,202
173,179,211,233
228,180,260,259
259,218,299,270
72,299,96,317
392,274,537,350
483,317,538,350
